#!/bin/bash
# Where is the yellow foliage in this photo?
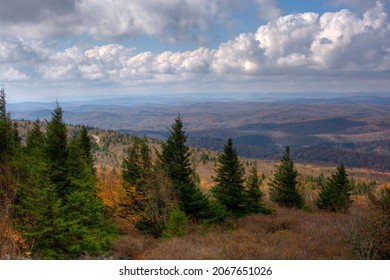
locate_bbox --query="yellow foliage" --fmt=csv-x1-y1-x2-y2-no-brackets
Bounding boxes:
96,168,125,210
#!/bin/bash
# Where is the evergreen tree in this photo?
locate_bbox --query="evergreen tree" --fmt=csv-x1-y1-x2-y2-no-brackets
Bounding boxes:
269,146,304,208
159,116,195,193
159,116,223,220
14,120,67,259
65,127,117,257
44,104,69,199
78,126,95,174
120,137,152,219
162,208,189,238
122,137,151,187
15,107,116,259
26,120,44,152
244,162,272,214
211,138,246,217
316,163,352,212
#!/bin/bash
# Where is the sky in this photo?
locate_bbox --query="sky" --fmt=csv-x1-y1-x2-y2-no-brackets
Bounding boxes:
1,0,390,102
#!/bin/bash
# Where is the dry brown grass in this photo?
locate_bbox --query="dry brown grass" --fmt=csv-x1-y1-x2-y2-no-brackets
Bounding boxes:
110,218,156,260
111,207,356,260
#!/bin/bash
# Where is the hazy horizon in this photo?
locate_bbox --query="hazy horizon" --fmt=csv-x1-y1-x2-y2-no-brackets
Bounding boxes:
6,91,390,105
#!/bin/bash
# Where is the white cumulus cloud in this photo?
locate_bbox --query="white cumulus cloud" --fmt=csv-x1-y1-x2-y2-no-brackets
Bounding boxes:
0,66,28,81
1,2,389,94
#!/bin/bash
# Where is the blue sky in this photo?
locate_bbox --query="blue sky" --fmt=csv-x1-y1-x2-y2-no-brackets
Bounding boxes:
1,0,389,102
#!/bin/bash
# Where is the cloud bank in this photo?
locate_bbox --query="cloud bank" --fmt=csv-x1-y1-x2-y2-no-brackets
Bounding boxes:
1,1,389,97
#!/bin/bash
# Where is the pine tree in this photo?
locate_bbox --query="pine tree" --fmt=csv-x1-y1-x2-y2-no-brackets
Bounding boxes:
244,162,272,214
26,120,44,152
78,126,95,174
122,137,151,187
269,146,304,208
14,120,67,259
159,116,195,193
15,107,116,259
316,163,352,212
120,137,152,219
162,208,189,238
159,116,221,220
65,127,117,257
211,138,246,217
44,104,69,199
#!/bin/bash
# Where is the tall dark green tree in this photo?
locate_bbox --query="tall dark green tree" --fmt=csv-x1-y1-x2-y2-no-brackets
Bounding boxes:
26,120,44,152
159,116,225,221
159,116,195,192
15,108,116,259
244,162,272,214
122,137,151,187
211,138,246,217
44,104,69,199
78,126,95,174
121,137,152,219
316,163,352,212
14,120,67,259
269,146,304,208
64,126,117,257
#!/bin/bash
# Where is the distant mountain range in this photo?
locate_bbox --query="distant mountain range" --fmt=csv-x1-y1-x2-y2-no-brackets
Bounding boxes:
9,93,390,171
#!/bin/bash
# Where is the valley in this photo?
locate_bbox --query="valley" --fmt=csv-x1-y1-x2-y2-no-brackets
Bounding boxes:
10,94,390,171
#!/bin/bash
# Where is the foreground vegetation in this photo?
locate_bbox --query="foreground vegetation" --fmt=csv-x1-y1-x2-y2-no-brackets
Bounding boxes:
1,90,116,259
1,90,389,259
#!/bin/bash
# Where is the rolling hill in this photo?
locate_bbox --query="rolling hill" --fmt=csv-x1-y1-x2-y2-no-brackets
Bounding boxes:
9,94,390,171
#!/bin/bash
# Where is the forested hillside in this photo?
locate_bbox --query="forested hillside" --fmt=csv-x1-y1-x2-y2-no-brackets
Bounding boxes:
10,95,390,171
1,91,390,260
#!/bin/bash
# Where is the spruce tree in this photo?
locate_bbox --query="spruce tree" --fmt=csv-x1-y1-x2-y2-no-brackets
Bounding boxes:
78,126,95,174
15,120,67,259
122,137,151,187
211,138,246,217
15,108,116,259
244,162,272,214
269,146,304,208
159,116,195,193
65,127,117,257
26,120,44,152
159,116,221,220
316,163,352,212
44,104,69,199
121,137,152,219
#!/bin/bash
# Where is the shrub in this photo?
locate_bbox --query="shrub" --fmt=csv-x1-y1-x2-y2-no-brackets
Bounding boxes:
162,209,189,238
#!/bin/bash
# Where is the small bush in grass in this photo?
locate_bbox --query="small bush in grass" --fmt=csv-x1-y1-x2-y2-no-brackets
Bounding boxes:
162,209,189,238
